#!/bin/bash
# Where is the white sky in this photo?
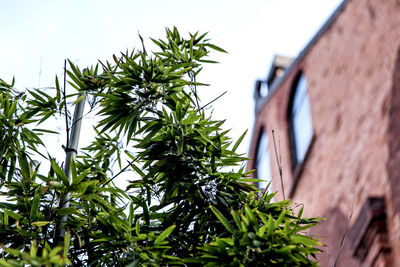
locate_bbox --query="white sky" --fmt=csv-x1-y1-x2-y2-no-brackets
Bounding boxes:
0,0,343,157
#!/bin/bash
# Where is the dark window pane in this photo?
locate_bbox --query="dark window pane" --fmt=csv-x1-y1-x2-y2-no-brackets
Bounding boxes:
291,74,313,165
255,132,273,193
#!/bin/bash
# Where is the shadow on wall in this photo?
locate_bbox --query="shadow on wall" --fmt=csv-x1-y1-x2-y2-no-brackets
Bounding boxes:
312,206,358,267
388,46,400,215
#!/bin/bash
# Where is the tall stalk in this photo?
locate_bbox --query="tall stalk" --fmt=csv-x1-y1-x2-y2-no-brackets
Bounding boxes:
55,92,86,245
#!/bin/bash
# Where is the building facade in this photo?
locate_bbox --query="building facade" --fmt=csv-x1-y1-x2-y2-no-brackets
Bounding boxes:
247,0,400,266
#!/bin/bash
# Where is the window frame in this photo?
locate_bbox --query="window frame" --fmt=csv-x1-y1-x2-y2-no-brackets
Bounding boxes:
287,71,315,177
254,128,273,194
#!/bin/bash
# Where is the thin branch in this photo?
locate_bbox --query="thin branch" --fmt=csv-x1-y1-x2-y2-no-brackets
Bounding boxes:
63,59,70,149
332,192,355,267
279,138,282,172
272,130,285,200
101,158,137,187
189,71,201,113
38,56,43,88
200,91,227,110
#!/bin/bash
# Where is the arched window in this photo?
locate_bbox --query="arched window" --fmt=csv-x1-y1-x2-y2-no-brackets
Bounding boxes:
255,129,272,193
288,72,313,169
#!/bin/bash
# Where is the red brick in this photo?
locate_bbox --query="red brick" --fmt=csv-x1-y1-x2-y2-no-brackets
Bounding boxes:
248,0,400,265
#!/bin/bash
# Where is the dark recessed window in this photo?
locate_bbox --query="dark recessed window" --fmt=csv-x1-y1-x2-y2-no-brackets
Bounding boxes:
255,80,269,98
289,73,313,168
255,130,272,193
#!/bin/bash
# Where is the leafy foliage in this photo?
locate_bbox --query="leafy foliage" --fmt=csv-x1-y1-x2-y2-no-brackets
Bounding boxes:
0,27,322,266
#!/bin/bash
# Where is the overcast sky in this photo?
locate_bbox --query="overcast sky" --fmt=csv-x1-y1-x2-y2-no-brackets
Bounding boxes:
0,0,343,156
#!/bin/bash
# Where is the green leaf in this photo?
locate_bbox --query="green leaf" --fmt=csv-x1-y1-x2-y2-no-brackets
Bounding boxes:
182,114,200,125
135,219,140,236
232,130,247,153
56,207,77,215
182,258,204,264
210,205,235,234
290,234,323,247
198,59,219,64
69,180,99,193
256,210,268,225
259,224,268,236
154,225,176,245
4,208,23,221
71,158,77,183
128,161,145,178
66,70,84,89
31,221,50,227
64,230,71,258
48,181,64,188
72,168,90,185
73,94,85,105
7,100,17,118
231,210,242,230
238,178,263,183
18,152,31,179
32,128,59,134
266,215,274,237
67,59,82,80
206,43,228,53
51,159,69,185
3,210,8,225
244,205,257,225
93,236,116,242
30,240,38,258
128,202,134,231
55,75,61,102
177,130,184,155
30,193,40,221
49,246,63,258
297,205,304,219
275,210,287,228
276,245,297,253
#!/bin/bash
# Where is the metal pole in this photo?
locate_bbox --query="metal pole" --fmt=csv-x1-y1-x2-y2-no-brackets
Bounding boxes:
55,92,86,245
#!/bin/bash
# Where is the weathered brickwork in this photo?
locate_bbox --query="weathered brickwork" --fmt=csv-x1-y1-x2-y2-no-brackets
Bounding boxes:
248,0,400,266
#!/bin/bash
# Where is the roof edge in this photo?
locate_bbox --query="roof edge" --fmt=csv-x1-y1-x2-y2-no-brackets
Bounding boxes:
255,0,350,114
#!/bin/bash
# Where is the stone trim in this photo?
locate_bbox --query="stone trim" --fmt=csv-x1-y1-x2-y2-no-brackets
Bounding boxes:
349,197,392,266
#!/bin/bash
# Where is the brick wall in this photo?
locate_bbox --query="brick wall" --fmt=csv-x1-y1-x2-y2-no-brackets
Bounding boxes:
248,0,400,265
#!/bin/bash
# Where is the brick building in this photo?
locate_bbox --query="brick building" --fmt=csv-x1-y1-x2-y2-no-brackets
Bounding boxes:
247,0,400,266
